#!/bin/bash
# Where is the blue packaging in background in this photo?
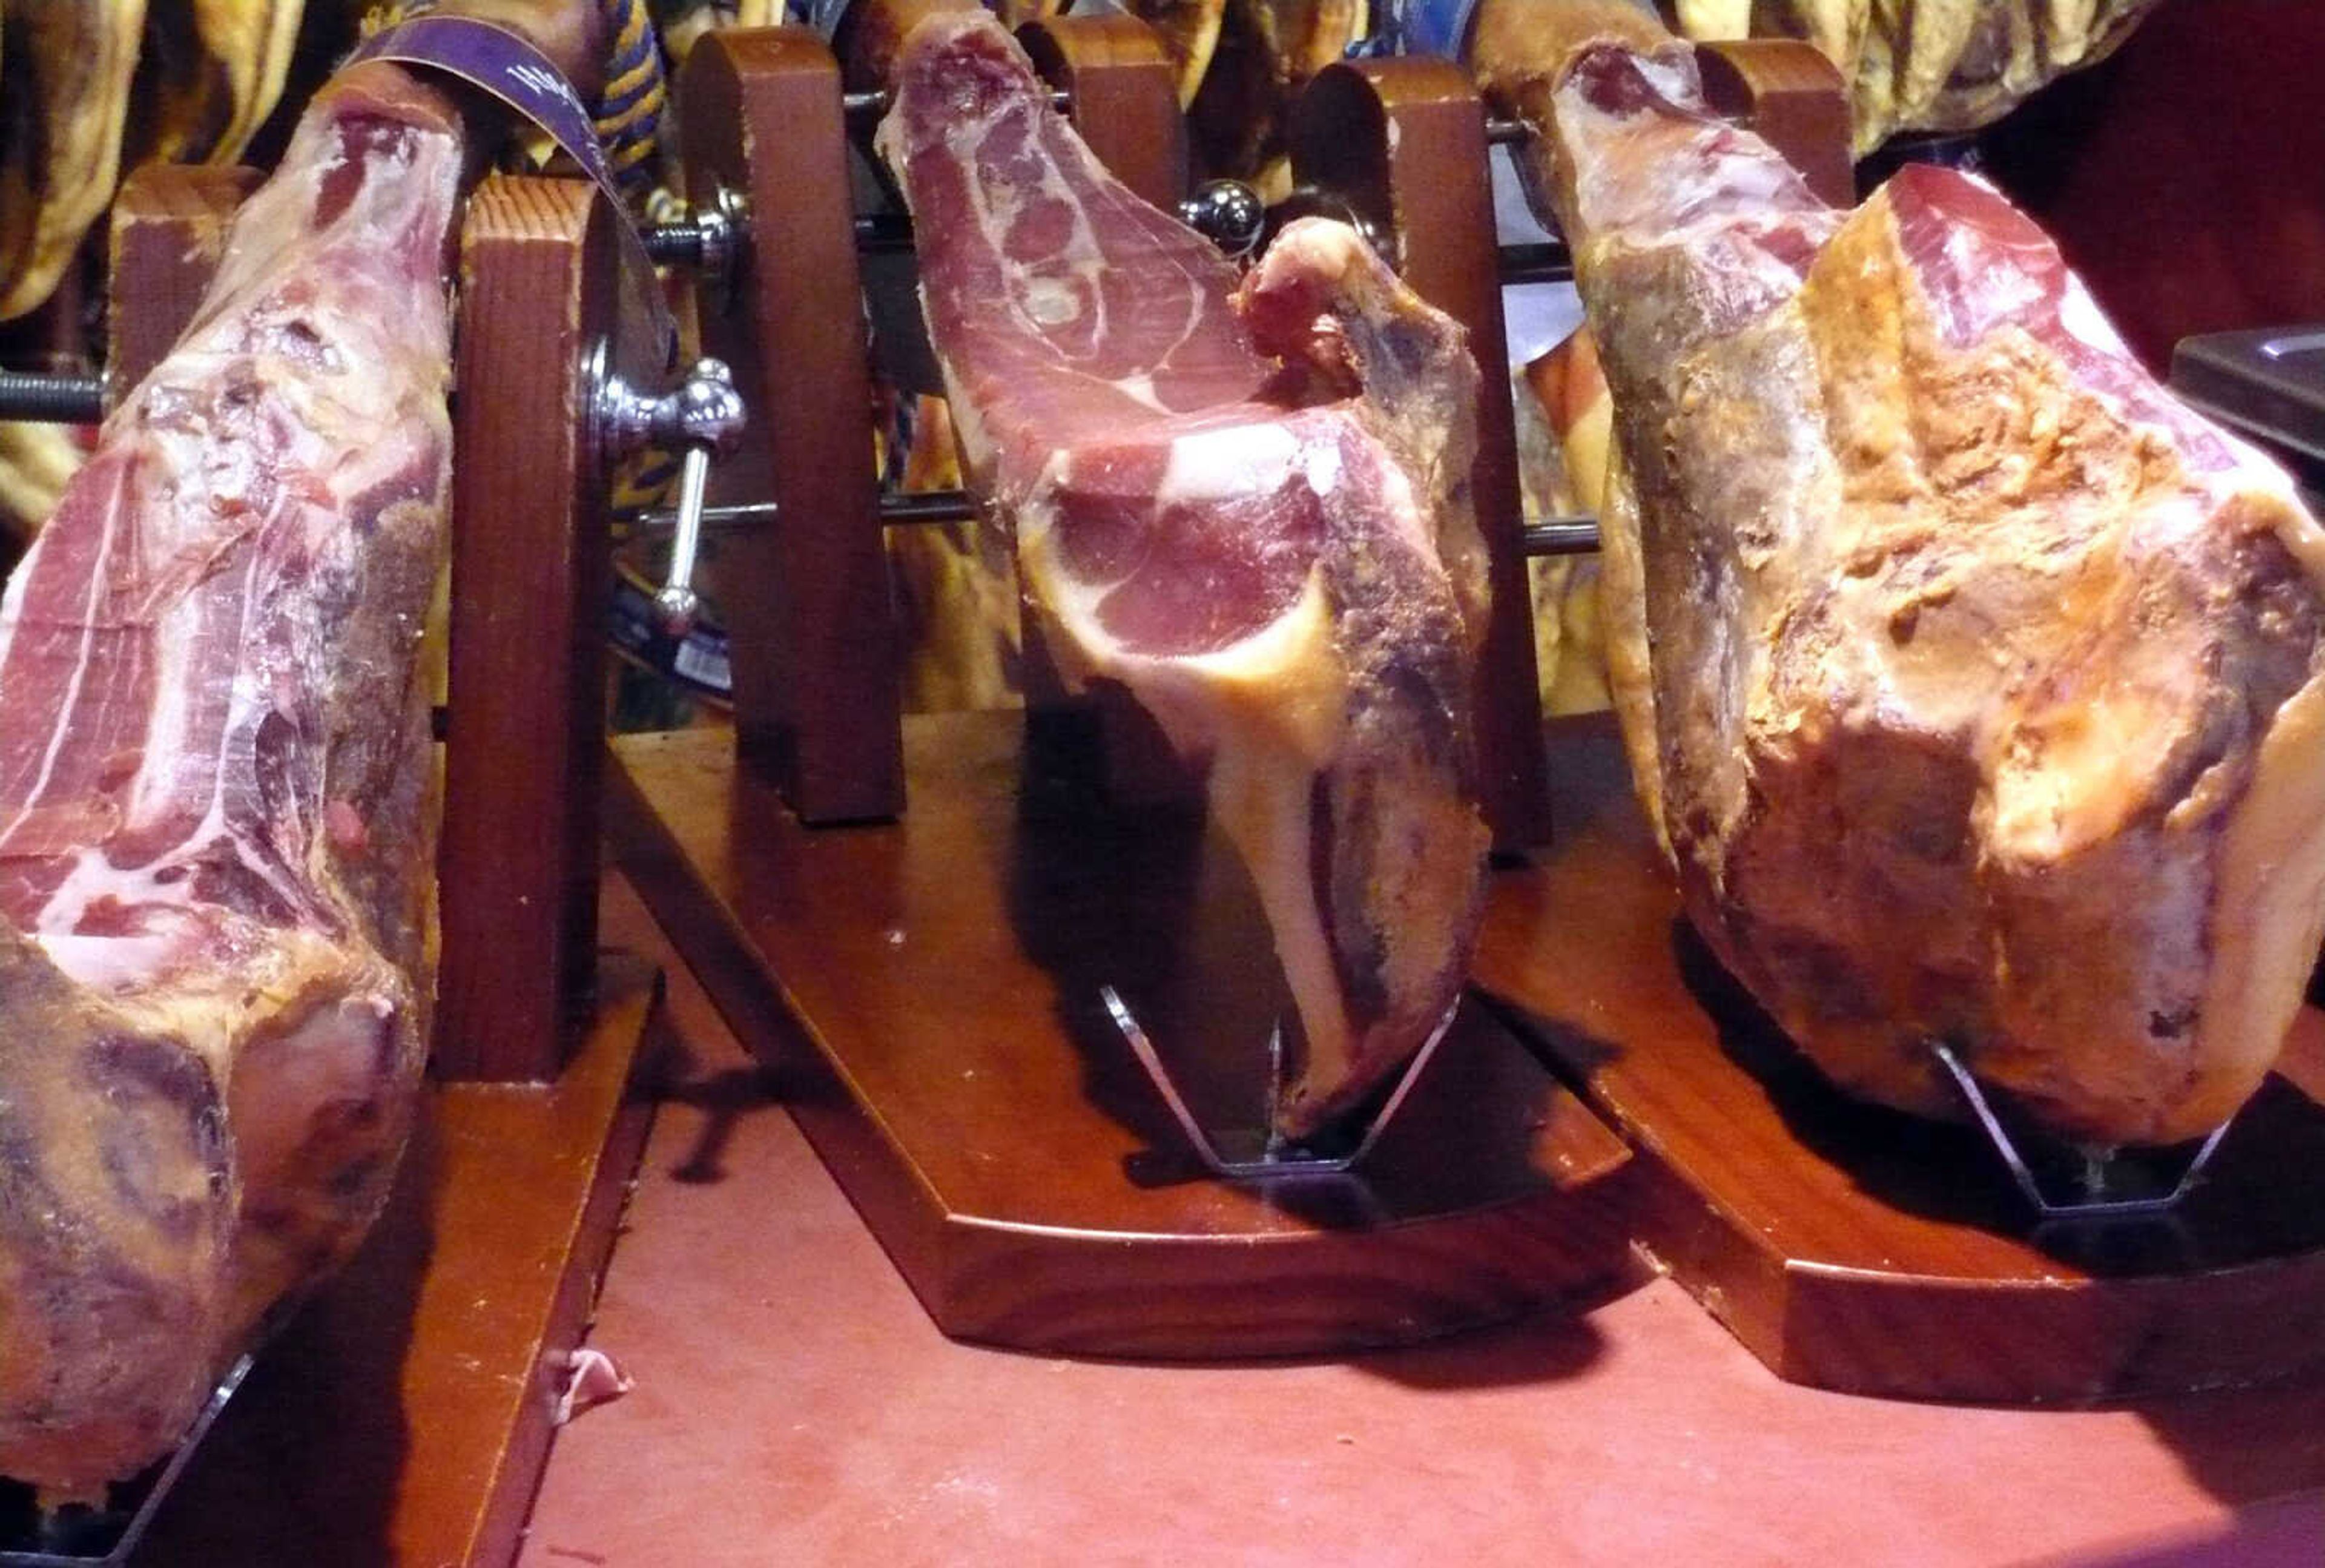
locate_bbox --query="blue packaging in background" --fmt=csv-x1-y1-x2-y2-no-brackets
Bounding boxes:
1396,0,1482,58
792,0,856,39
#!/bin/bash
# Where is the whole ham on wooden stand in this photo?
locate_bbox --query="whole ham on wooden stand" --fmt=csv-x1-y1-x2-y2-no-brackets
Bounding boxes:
1469,0,2325,1150
880,8,1494,1139
0,0,602,1498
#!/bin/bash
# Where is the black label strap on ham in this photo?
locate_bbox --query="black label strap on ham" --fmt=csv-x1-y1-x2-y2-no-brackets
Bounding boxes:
877,12,1491,1141
0,63,461,1495
1475,4,2325,1149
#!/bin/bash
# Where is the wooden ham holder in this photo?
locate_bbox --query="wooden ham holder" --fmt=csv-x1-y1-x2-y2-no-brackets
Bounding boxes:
606,8,1643,1360
90,166,659,1564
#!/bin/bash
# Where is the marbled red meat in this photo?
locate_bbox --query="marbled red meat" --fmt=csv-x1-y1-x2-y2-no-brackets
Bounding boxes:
880,12,1490,1138
1477,8,2325,1146
0,62,457,1493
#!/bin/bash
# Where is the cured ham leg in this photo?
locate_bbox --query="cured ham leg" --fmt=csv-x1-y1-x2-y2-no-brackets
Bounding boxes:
0,62,463,1494
1474,2,2325,1147
879,12,1491,1139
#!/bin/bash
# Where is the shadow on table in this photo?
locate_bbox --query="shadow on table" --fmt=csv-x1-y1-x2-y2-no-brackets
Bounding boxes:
1351,1288,1625,1394
648,1016,790,1188
2132,1375,2325,1513
2022,1491,2325,1568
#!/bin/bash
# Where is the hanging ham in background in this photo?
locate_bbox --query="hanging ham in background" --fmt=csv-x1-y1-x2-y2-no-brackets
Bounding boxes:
880,10,1490,1139
1471,0,2325,1148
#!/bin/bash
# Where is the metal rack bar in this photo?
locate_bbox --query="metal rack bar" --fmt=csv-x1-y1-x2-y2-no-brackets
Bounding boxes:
618,493,1603,556
842,87,1070,125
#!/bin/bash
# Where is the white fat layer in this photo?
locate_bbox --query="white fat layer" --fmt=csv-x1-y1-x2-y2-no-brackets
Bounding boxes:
2057,277,2131,359
1156,423,1300,505
1110,372,1167,414
32,929,188,994
1022,277,1079,326
0,484,119,847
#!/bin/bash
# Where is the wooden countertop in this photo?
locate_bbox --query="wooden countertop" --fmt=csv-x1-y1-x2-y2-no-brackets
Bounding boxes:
515,885,2325,1568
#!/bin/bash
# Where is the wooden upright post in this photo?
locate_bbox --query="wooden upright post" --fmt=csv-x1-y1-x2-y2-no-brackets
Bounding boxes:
680,28,906,825
437,173,619,1081
106,165,263,395
1018,13,1189,203
1693,39,1853,207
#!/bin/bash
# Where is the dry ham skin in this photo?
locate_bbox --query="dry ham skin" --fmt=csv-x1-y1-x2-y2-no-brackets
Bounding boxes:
0,62,457,1494
1480,18,2325,1148
880,12,1491,1140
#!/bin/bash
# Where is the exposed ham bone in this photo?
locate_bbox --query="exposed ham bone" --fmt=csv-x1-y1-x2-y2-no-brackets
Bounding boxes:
0,63,459,1493
879,12,1491,1139
1478,16,2325,1147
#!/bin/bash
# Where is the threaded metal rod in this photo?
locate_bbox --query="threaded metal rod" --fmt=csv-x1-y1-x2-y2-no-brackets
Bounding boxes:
0,369,104,424
641,225,703,264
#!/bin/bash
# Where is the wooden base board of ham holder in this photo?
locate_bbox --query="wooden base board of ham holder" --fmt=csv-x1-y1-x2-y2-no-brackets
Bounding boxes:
53,164,666,1566
609,717,1640,1357
1474,714,2325,1406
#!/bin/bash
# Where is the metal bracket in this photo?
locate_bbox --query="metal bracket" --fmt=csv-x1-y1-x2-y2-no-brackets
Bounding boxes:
1931,1042,2232,1222
1103,985,1457,1180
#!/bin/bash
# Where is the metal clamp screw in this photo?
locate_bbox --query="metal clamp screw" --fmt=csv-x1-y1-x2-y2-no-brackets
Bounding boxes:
593,349,748,638
642,186,750,309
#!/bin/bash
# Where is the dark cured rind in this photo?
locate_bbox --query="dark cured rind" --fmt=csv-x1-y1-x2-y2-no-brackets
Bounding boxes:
1236,225,1491,645
1298,499,1483,1130
0,926,228,1500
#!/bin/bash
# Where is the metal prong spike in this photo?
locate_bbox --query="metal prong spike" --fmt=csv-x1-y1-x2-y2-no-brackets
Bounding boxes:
1104,984,1459,1182
1930,1041,2233,1222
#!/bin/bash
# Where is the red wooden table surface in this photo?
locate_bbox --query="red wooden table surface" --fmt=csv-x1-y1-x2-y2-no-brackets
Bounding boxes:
515,894,2325,1568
